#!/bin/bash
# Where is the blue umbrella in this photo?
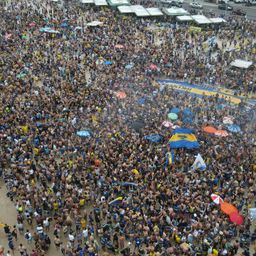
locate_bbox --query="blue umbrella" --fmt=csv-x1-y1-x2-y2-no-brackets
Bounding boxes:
76,130,91,137
61,22,68,28
104,60,113,65
144,134,163,143
125,64,133,69
183,117,193,124
183,108,193,116
227,124,241,133
170,107,180,114
138,97,146,105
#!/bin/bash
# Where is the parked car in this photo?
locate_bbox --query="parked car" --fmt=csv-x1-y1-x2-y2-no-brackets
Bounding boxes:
218,3,233,10
234,0,244,3
232,8,246,15
190,1,203,8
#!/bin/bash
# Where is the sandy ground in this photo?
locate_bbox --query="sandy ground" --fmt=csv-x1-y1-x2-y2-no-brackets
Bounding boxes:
0,179,62,256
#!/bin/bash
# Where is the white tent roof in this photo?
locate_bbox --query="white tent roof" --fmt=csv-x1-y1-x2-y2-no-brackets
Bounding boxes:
164,7,189,16
209,17,226,23
118,5,133,13
230,59,253,69
94,0,108,5
177,15,193,21
146,7,164,16
131,5,150,17
108,0,130,5
191,15,211,24
81,0,94,3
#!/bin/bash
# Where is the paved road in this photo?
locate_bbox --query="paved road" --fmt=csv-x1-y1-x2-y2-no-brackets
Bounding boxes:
183,0,256,20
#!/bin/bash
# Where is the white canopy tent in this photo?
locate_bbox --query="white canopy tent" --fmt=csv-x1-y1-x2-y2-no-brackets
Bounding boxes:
209,17,227,23
108,0,130,6
81,0,94,3
230,59,253,69
146,8,164,16
177,15,193,21
163,7,189,16
118,5,133,13
131,5,150,17
191,15,212,24
94,0,108,5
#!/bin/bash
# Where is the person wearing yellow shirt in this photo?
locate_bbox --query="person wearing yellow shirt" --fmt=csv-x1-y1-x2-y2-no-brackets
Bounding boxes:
80,218,87,229
53,201,58,211
79,198,85,207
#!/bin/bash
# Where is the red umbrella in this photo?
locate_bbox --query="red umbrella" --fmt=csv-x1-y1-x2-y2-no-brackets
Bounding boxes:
230,212,244,225
149,64,158,71
116,91,127,99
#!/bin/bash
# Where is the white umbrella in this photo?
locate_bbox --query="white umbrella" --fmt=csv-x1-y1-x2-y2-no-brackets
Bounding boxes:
211,194,224,205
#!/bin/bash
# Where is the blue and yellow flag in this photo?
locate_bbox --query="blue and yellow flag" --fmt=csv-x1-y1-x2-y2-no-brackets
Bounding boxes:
109,197,123,206
169,128,200,149
165,151,175,166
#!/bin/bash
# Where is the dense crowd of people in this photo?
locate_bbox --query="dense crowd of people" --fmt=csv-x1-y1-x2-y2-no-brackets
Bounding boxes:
0,0,256,255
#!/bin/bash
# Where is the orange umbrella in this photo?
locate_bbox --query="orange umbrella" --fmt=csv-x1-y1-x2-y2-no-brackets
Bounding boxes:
215,130,229,137
203,126,217,134
230,212,244,225
116,91,127,99
220,202,238,215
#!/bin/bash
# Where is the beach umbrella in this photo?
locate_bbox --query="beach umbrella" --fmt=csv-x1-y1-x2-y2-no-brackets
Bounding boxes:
144,134,163,143
149,64,158,70
183,108,193,116
220,202,238,215
138,97,146,105
115,44,124,49
29,22,36,27
125,64,133,69
116,91,126,99
170,107,180,114
223,116,234,125
203,126,217,134
104,60,112,65
229,212,244,225
211,194,224,205
168,113,178,121
162,121,173,128
76,130,91,137
227,124,241,133
215,130,229,137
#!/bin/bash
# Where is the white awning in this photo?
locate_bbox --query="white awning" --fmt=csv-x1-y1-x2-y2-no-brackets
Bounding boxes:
177,15,193,21
146,7,164,16
81,0,94,3
191,15,212,24
108,0,130,6
131,5,150,17
164,7,189,16
209,17,227,23
94,0,108,5
118,5,133,13
230,59,253,69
